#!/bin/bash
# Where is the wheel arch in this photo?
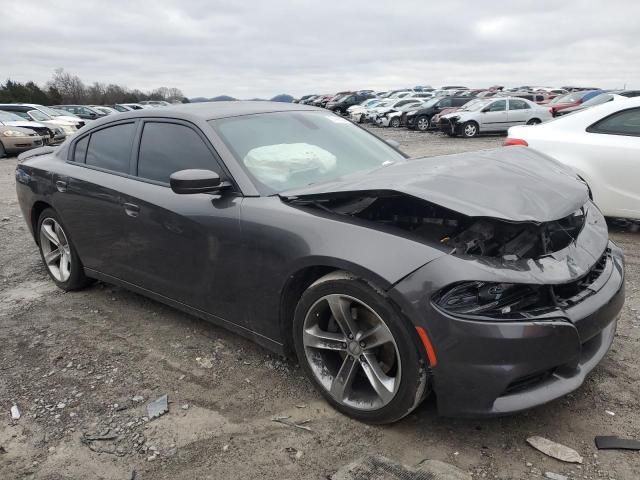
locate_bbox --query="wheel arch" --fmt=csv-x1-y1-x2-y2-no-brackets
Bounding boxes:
31,200,53,245
278,259,397,356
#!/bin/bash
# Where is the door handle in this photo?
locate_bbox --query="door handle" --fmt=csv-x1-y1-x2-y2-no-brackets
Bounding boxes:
55,180,67,193
123,203,140,218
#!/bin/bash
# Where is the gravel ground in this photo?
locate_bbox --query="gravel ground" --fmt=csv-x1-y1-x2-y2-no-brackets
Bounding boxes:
1,130,639,480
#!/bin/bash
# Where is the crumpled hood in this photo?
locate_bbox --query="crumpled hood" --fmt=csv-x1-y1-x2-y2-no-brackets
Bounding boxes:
280,147,589,223
1,120,47,129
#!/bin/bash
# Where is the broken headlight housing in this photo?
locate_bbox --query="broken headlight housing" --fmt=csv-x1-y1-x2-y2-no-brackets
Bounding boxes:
433,281,552,319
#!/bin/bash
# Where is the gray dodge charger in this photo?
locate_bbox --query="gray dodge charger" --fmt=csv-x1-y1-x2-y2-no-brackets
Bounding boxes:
15,102,625,423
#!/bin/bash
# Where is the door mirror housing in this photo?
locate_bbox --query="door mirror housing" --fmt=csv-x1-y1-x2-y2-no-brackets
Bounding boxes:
170,169,226,194
481,107,490,113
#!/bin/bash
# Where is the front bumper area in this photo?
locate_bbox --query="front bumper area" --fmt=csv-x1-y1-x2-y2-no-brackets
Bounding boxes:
390,237,625,417
2,135,44,153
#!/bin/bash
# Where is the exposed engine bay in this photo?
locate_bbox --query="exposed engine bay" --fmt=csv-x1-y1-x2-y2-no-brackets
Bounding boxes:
289,192,586,259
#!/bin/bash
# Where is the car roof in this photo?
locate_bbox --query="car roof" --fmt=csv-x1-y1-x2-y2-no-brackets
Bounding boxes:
90,101,320,123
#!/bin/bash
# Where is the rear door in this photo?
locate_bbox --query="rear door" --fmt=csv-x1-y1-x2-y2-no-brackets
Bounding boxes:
506,98,532,127
53,120,139,278
583,107,640,218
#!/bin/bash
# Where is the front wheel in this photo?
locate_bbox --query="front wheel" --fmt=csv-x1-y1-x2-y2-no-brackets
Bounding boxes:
390,117,401,128
462,121,479,138
37,208,91,291
293,272,428,424
416,115,431,131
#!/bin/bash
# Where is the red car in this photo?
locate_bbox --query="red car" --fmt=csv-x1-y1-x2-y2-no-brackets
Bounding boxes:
546,90,602,116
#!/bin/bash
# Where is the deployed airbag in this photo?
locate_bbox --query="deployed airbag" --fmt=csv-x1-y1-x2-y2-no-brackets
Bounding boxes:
244,143,337,185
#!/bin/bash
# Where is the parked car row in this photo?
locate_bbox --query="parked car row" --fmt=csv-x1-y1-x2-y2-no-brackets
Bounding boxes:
293,85,640,138
0,101,173,157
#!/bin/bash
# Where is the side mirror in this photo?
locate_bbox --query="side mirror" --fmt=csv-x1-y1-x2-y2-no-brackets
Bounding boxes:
481,107,490,113
89,112,97,118
170,169,226,194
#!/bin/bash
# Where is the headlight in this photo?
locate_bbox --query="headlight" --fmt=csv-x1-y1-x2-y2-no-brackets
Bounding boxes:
61,125,75,134
433,281,550,319
1,130,29,137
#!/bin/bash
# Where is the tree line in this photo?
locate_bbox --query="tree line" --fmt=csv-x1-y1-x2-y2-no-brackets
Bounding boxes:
0,69,189,106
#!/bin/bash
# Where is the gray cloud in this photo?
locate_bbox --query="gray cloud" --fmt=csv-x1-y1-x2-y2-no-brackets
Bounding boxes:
1,0,638,98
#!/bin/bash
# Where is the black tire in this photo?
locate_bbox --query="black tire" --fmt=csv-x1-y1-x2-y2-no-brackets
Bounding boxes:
462,121,479,138
390,117,401,128
37,208,91,291
335,108,345,115
293,271,429,424
416,115,431,131
527,118,541,125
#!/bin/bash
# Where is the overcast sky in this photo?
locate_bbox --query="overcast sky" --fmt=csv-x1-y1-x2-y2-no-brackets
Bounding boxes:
2,0,639,99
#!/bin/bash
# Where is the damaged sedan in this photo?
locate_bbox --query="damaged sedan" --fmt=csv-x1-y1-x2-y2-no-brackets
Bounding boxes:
15,102,624,423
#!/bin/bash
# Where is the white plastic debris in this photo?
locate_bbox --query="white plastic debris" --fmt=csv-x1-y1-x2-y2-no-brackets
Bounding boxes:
544,472,568,480
243,143,337,185
605,410,616,416
146,395,168,420
10,405,21,420
527,436,583,464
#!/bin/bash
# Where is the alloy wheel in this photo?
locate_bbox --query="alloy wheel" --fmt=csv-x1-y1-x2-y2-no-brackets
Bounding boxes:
464,123,478,137
302,294,401,410
417,117,429,131
39,218,72,282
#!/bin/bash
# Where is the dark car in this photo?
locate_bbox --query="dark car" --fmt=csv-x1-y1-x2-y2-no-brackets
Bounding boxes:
54,105,107,120
326,93,375,114
15,102,624,422
405,96,473,130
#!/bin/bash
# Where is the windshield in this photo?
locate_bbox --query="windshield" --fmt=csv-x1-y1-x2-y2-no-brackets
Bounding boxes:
37,105,63,117
210,111,405,194
580,93,613,107
0,110,27,121
461,99,487,111
551,92,584,104
29,110,50,121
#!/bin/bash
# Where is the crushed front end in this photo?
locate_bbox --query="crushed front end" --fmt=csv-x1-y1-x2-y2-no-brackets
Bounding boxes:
387,201,624,416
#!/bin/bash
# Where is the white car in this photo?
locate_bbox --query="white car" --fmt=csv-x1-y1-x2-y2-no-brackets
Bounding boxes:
439,97,553,137
376,100,426,127
367,98,421,124
506,97,640,220
347,99,383,123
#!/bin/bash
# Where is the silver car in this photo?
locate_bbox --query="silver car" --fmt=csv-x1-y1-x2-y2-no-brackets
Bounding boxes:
438,97,553,137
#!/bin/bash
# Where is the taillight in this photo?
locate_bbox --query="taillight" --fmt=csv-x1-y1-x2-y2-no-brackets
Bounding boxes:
503,138,528,146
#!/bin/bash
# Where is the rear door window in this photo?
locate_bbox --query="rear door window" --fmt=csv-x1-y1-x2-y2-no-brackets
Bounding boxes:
137,122,221,183
85,122,136,173
73,136,89,163
509,99,531,110
588,108,640,137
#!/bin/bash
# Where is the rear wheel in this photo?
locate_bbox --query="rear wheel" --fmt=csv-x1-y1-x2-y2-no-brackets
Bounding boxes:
293,272,428,424
527,118,541,125
416,115,431,131
37,208,91,291
462,121,479,138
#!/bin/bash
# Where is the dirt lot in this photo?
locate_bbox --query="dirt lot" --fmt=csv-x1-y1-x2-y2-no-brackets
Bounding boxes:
1,129,639,480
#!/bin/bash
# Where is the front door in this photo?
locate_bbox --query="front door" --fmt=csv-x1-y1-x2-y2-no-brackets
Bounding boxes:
117,120,242,317
479,99,508,131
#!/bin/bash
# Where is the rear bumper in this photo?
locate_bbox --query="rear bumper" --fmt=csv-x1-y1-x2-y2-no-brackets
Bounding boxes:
390,241,625,417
